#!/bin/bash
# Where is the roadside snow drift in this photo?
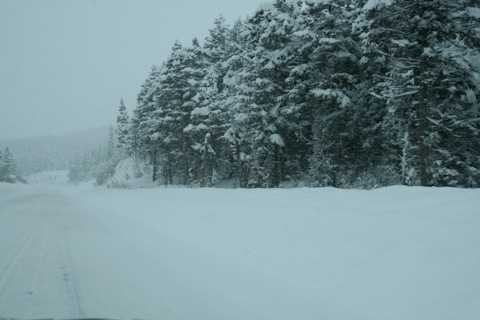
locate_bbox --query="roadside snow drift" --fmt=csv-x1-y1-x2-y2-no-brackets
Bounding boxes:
0,183,479,320
106,157,154,188
25,170,69,186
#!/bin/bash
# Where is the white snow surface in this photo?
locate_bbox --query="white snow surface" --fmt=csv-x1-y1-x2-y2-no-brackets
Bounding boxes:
107,158,156,189
269,133,285,146
25,170,70,186
468,7,480,19
0,183,479,320
363,0,394,10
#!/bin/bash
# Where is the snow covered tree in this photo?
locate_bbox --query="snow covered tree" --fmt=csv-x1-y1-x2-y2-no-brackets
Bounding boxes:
0,147,17,183
292,1,362,187
130,65,163,181
0,150,3,181
68,153,90,183
106,126,115,160
183,16,250,186
223,3,295,187
358,0,480,187
115,98,131,155
119,0,478,189
155,39,207,185
92,126,118,185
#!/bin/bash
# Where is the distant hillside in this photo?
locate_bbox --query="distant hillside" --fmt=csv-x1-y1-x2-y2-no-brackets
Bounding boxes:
0,126,109,175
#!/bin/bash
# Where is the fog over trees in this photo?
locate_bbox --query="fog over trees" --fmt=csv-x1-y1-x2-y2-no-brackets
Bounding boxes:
0,127,109,178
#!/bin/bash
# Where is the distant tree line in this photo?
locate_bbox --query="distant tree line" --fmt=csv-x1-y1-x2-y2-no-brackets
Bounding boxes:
68,126,121,185
113,0,479,188
0,127,110,177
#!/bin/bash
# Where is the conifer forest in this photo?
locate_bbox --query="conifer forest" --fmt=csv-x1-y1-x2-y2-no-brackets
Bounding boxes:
112,0,480,189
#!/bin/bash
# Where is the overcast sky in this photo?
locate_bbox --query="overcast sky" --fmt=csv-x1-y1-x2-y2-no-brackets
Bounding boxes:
0,0,269,140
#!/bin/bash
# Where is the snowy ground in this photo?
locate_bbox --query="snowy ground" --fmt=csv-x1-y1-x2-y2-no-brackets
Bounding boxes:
25,170,70,186
106,158,156,189
0,182,479,320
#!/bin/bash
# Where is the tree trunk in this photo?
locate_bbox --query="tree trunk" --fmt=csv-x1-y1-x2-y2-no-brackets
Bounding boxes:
416,28,429,187
182,141,190,185
416,86,428,186
151,150,158,182
332,118,342,188
272,144,282,187
235,142,247,188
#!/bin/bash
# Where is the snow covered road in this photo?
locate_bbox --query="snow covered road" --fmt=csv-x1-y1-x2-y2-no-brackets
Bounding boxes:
0,185,318,319
0,183,479,320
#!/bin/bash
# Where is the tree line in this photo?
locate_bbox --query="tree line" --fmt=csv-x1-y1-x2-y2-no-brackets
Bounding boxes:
113,0,479,188
68,126,121,185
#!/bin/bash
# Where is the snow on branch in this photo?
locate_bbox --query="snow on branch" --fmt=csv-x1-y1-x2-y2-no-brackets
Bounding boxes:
269,134,284,146
390,90,419,98
312,89,350,107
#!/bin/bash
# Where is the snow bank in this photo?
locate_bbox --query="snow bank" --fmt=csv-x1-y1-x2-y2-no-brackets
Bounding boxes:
25,170,69,186
106,157,155,188
0,182,37,201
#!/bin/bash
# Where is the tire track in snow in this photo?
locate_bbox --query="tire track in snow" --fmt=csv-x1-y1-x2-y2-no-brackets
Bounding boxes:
0,193,43,212
76,208,182,319
62,225,84,318
25,208,54,313
0,207,33,226
0,194,43,226
0,213,44,295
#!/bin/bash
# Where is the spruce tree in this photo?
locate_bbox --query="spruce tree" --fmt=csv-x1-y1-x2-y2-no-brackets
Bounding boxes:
115,98,131,155
130,65,163,181
0,147,17,183
0,150,3,182
358,0,480,187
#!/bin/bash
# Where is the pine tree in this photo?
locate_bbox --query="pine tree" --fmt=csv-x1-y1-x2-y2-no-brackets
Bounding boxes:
0,150,3,182
0,147,17,183
299,1,362,187
106,125,115,160
94,129,118,185
68,153,88,183
186,16,240,186
358,0,480,187
145,39,208,185
115,98,131,155
130,65,163,181
224,3,293,187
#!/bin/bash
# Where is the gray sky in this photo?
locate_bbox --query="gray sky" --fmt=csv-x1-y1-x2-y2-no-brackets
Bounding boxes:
0,0,269,140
